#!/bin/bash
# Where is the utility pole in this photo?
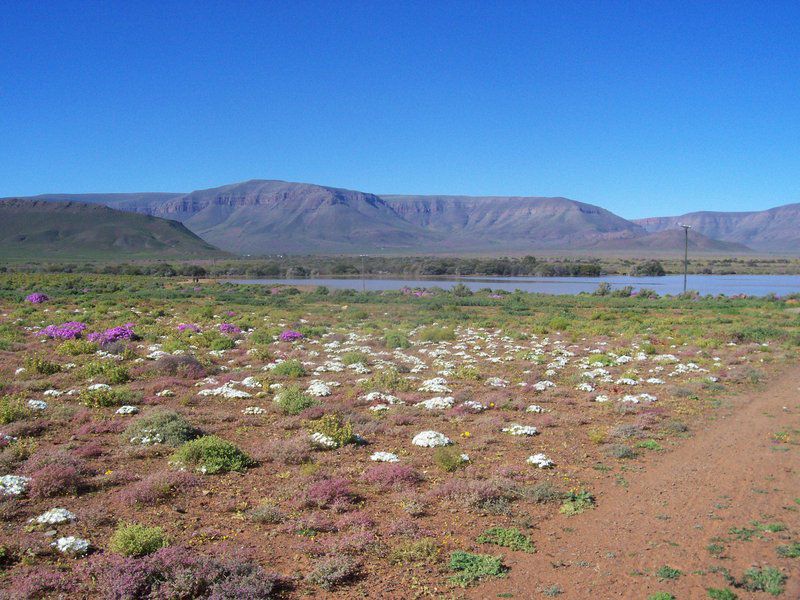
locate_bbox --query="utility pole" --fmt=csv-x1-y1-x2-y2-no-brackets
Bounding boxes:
679,224,691,293
360,255,366,292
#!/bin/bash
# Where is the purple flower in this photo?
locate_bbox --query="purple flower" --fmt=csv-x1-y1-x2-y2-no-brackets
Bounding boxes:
219,323,241,335
36,321,87,340
87,323,136,345
177,323,201,333
25,293,49,304
279,329,304,342
225,311,236,317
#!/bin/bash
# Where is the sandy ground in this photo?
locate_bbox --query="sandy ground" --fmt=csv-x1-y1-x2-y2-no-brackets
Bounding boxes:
475,365,800,599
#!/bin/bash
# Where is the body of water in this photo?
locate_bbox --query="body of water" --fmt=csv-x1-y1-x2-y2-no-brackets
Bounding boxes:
224,274,800,296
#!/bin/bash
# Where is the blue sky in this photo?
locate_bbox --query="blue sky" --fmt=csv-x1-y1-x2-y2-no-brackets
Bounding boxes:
1,1,798,218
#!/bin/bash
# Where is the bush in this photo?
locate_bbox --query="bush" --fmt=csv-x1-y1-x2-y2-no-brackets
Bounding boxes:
418,326,456,343
83,361,130,384
274,386,318,415
24,354,61,375
117,470,200,506
309,414,355,447
306,555,360,590
341,351,369,366
560,490,595,516
109,523,169,556
433,446,464,472
360,368,413,392
362,464,421,490
272,359,306,378
776,542,800,558
706,589,738,599
389,538,440,565
124,411,199,446
384,330,410,349
247,502,285,524
656,565,682,580
84,546,282,598
56,339,98,355
741,566,786,595
171,436,253,474
448,551,506,586
520,481,563,504
605,443,637,459
0,394,30,424
305,477,355,508
477,527,535,553
24,452,90,498
631,260,666,277
79,387,136,408
151,355,206,378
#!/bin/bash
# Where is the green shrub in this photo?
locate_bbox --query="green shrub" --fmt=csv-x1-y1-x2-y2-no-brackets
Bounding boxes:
384,330,410,349
341,351,369,366
274,385,318,415
0,394,30,424
108,522,168,556
124,411,199,446
418,326,456,343
477,527,535,553
706,588,738,599
389,538,440,564
433,446,464,472
56,339,98,356
453,365,482,380
79,387,136,408
360,368,413,392
171,435,253,474
656,566,682,581
741,566,786,595
272,359,306,378
309,414,355,447
209,336,236,351
647,594,676,600
448,551,507,587
24,354,61,375
776,542,800,558
560,490,595,516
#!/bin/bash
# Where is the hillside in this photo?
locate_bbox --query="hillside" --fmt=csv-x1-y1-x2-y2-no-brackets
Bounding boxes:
0,200,225,259
4,179,789,255
635,204,800,252
591,229,753,253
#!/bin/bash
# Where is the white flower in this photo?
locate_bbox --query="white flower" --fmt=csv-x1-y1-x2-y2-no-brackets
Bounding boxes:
526,404,545,413
31,508,76,525
485,377,508,388
115,405,139,415
155,389,175,397
412,431,452,447
576,382,594,392
43,389,63,397
52,536,90,555
0,475,31,496
14,367,26,376
88,383,111,391
310,432,338,449
242,406,267,415
27,399,48,411
370,451,399,462
645,378,665,384
306,381,332,397
595,394,610,403
368,404,389,412
502,424,539,436
620,393,657,404
198,383,252,399
461,400,486,412
418,378,451,393
615,378,639,386
241,376,262,389
527,453,554,468
533,380,556,392
415,396,454,410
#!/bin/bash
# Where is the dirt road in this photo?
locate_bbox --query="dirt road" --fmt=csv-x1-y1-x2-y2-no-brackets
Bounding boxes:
476,367,800,599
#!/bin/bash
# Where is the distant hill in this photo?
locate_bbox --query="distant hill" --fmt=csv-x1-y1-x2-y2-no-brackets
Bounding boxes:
635,204,800,252
5,179,788,255
592,229,753,253
0,200,225,259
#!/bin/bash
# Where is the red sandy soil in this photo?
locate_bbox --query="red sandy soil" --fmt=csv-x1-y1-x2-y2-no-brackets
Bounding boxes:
475,366,800,599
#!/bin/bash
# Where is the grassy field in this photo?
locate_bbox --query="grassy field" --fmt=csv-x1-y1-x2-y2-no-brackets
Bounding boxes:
0,274,797,597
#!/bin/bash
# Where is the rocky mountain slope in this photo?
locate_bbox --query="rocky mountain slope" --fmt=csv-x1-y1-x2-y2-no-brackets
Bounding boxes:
0,200,225,259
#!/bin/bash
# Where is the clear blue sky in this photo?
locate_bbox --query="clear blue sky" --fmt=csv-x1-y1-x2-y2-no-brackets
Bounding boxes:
1,1,798,218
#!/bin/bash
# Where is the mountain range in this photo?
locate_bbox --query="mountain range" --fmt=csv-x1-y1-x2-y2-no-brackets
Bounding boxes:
3,179,798,255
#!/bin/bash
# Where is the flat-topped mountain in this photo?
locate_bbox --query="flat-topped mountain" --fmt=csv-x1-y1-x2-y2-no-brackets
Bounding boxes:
11,179,798,254
0,199,225,259
635,204,800,253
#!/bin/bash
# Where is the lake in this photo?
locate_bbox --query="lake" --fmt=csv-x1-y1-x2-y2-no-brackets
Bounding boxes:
224,274,800,296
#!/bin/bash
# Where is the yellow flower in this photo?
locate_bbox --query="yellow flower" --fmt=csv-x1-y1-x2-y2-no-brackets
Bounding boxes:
461,431,471,438
104,469,113,475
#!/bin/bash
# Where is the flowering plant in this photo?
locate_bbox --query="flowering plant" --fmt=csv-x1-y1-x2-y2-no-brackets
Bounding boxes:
279,329,303,342
177,323,201,333
36,321,87,340
219,323,241,335
25,293,49,304
88,323,136,345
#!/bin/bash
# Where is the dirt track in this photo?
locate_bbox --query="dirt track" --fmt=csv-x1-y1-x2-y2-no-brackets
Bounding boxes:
476,367,800,599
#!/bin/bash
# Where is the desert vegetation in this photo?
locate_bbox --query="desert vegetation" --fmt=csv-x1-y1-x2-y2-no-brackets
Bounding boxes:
0,273,797,597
